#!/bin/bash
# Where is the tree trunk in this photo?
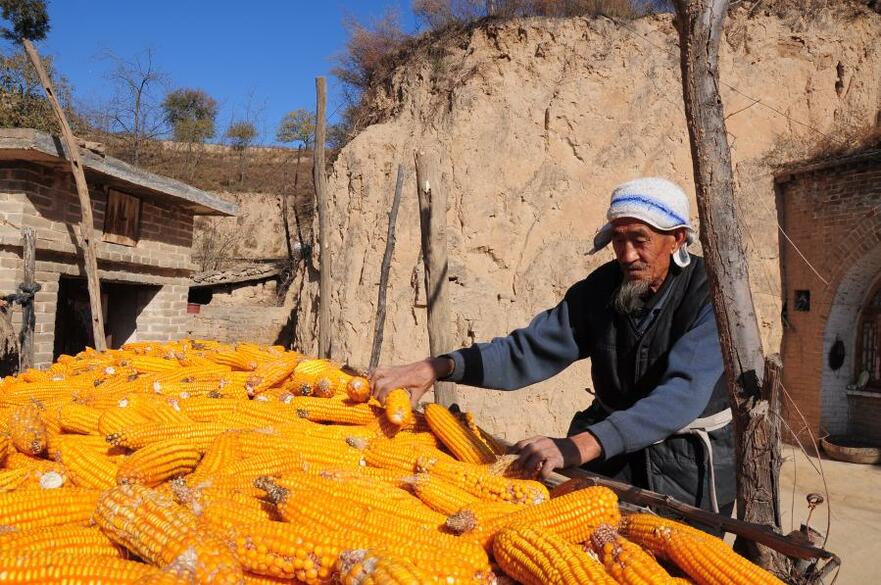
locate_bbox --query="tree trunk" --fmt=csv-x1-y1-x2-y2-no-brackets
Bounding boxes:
22,39,106,351
369,164,406,371
313,77,331,358
415,150,458,407
19,227,37,370
672,0,787,574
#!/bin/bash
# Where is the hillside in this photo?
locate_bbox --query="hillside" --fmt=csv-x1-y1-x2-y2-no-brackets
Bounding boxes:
290,6,881,439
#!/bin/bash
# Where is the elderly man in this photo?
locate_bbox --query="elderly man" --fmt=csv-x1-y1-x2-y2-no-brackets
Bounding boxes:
371,177,735,518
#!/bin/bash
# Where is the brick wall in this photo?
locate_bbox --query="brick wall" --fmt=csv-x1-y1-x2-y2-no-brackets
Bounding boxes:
0,161,200,368
777,154,881,444
0,161,196,272
186,304,292,346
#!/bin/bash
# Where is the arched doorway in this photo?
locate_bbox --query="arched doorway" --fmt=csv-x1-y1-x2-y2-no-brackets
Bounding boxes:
856,280,881,391
820,248,881,436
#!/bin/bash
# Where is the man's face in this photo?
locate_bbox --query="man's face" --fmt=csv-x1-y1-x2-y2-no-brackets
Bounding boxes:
610,218,684,290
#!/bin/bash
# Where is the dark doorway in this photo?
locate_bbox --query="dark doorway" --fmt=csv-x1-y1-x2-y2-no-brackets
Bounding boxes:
53,277,159,359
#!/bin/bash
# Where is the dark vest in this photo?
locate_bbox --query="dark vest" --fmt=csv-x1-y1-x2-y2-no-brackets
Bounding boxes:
567,257,736,510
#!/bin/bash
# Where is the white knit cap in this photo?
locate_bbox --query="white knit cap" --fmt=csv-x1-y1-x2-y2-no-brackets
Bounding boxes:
590,177,696,267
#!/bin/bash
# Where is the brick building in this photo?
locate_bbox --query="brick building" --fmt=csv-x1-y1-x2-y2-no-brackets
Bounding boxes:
777,146,881,445
0,128,236,368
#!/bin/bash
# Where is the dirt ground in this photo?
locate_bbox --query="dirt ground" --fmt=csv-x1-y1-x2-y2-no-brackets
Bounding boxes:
777,444,881,584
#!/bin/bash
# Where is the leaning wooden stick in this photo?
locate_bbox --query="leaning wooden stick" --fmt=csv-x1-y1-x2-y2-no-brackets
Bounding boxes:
22,39,106,351
369,164,406,371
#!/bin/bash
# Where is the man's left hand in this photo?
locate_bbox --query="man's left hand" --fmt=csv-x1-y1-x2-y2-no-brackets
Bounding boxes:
514,432,603,478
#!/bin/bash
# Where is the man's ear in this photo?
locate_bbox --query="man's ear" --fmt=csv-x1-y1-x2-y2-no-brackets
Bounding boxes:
672,228,687,251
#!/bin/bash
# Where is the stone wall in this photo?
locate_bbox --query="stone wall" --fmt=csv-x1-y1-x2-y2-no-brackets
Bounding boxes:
777,153,881,444
0,161,197,366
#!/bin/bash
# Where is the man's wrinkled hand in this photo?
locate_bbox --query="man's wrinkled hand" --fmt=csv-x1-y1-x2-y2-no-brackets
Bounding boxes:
514,432,602,478
369,357,453,405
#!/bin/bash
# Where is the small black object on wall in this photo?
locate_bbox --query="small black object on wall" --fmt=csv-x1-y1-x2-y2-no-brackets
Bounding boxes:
828,336,846,371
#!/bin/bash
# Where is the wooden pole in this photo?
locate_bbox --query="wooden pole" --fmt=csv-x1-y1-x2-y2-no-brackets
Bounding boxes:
18,227,37,370
415,150,458,407
22,39,106,351
672,0,787,573
313,76,331,359
369,164,406,371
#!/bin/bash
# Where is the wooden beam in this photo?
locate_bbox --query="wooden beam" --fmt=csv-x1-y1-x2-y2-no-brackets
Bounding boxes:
18,227,36,370
414,150,457,406
313,76,331,359
369,164,406,371
672,0,787,573
22,39,106,351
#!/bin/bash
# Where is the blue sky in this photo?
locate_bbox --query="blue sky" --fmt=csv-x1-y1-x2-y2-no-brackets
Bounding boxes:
7,1,420,144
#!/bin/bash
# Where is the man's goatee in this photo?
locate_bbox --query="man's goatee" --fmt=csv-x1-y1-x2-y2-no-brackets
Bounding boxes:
614,279,651,316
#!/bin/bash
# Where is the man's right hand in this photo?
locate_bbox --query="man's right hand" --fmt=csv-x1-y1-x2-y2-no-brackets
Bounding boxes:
369,357,454,405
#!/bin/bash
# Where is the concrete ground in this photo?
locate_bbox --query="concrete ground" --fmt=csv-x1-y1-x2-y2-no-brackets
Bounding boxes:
777,445,881,584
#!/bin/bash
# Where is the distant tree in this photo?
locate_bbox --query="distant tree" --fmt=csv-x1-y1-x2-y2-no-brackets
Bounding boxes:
162,88,217,144
225,120,258,184
162,88,217,177
333,9,407,99
276,108,315,148
0,50,73,131
100,48,167,165
0,0,48,42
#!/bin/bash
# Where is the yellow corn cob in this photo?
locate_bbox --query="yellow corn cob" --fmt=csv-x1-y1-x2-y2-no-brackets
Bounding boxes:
55,436,119,489
0,431,10,465
619,514,786,585
227,520,347,583
346,376,371,402
245,354,301,396
0,488,100,530
125,395,193,425
240,430,366,470
493,525,617,585
187,431,243,483
95,484,243,585
116,437,203,486
0,468,29,492
206,351,259,371
383,388,413,427
362,438,455,472
125,355,181,373
590,524,679,585
285,359,351,398
0,525,124,557
336,549,437,585
58,403,103,435
0,553,172,583
176,397,240,422
258,478,491,580
229,518,489,584
220,449,307,479
271,472,447,529
1,381,83,406
464,411,508,456
290,397,379,425
8,404,47,455
242,573,297,585
4,451,67,487
107,422,228,451
461,485,620,550
98,405,152,437
423,403,496,464
444,501,521,535
408,472,481,514
415,454,548,505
